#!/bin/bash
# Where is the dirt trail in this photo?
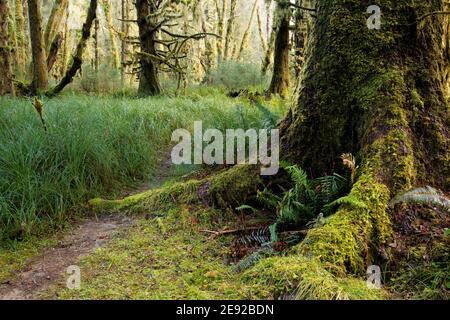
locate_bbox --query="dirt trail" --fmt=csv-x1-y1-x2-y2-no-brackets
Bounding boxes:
0,215,133,300
0,152,174,300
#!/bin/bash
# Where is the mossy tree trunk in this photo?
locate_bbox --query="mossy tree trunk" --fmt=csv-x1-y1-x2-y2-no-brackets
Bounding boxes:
223,0,237,61
27,0,48,93
214,0,227,64
280,0,450,194
14,0,28,77
0,0,15,96
135,0,161,96
43,0,68,54
49,0,97,96
268,1,290,97
102,0,120,69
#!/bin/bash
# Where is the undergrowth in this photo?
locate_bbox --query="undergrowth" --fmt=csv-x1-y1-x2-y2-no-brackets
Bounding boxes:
0,93,282,242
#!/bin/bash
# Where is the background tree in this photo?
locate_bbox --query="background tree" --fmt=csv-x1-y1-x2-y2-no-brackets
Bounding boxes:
135,0,161,95
27,0,48,93
0,0,15,95
50,0,98,95
268,0,290,96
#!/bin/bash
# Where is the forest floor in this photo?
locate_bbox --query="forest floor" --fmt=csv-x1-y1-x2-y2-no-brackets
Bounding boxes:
0,153,175,300
0,152,264,300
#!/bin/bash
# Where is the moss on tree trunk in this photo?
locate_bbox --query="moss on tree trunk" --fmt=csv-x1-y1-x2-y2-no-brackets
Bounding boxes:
280,0,449,194
135,0,161,96
268,2,291,97
0,0,15,96
28,0,48,93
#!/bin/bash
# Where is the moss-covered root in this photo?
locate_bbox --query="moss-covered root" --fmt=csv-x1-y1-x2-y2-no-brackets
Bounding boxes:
242,255,387,300
89,165,264,214
294,173,393,276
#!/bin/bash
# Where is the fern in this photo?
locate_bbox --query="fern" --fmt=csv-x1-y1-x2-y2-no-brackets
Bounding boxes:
257,188,281,209
232,246,275,273
323,195,367,211
241,155,360,246
236,204,257,213
286,165,309,189
389,186,450,210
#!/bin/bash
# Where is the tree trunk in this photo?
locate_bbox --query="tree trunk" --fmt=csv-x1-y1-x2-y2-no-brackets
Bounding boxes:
0,0,15,95
120,0,129,84
268,2,290,97
46,32,62,72
223,0,237,61
236,0,258,61
280,0,450,193
43,0,68,54
49,0,97,96
27,0,48,93
102,0,120,69
14,0,27,76
135,0,161,96
215,0,227,64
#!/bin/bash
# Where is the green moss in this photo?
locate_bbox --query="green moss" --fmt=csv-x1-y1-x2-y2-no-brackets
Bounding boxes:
89,165,263,215
293,174,392,276
0,236,58,283
242,255,386,300
47,207,258,300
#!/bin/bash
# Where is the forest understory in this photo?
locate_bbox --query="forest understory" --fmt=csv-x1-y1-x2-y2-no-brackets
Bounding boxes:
0,0,449,301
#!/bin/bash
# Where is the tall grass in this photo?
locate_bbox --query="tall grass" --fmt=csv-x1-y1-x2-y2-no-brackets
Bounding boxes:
0,93,272,241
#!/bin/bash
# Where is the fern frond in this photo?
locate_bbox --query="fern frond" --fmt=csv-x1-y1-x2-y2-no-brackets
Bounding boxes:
323,195,367,211
313,173,347,205
389,186,450,210
232,246,275,273
286,165,309,189
257,188,281,209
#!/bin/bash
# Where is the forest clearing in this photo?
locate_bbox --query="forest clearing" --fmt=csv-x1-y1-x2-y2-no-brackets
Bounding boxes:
0,0,449,303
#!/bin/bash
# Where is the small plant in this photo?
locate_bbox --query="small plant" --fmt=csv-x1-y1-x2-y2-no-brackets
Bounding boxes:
389,186,450,211
254,154,359,242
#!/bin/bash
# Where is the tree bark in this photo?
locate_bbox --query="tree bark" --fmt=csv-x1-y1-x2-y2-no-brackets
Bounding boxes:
43,0,68,54
223,0,237,61
102,0,120,69
0,0,15,95
14,0,27,76
236,0,258,61
27,0,48,93
268,2,290,97
135,0,161,96
280,0,450,193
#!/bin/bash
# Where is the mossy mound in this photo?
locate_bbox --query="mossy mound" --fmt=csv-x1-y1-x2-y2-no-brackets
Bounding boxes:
242,255,386,300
